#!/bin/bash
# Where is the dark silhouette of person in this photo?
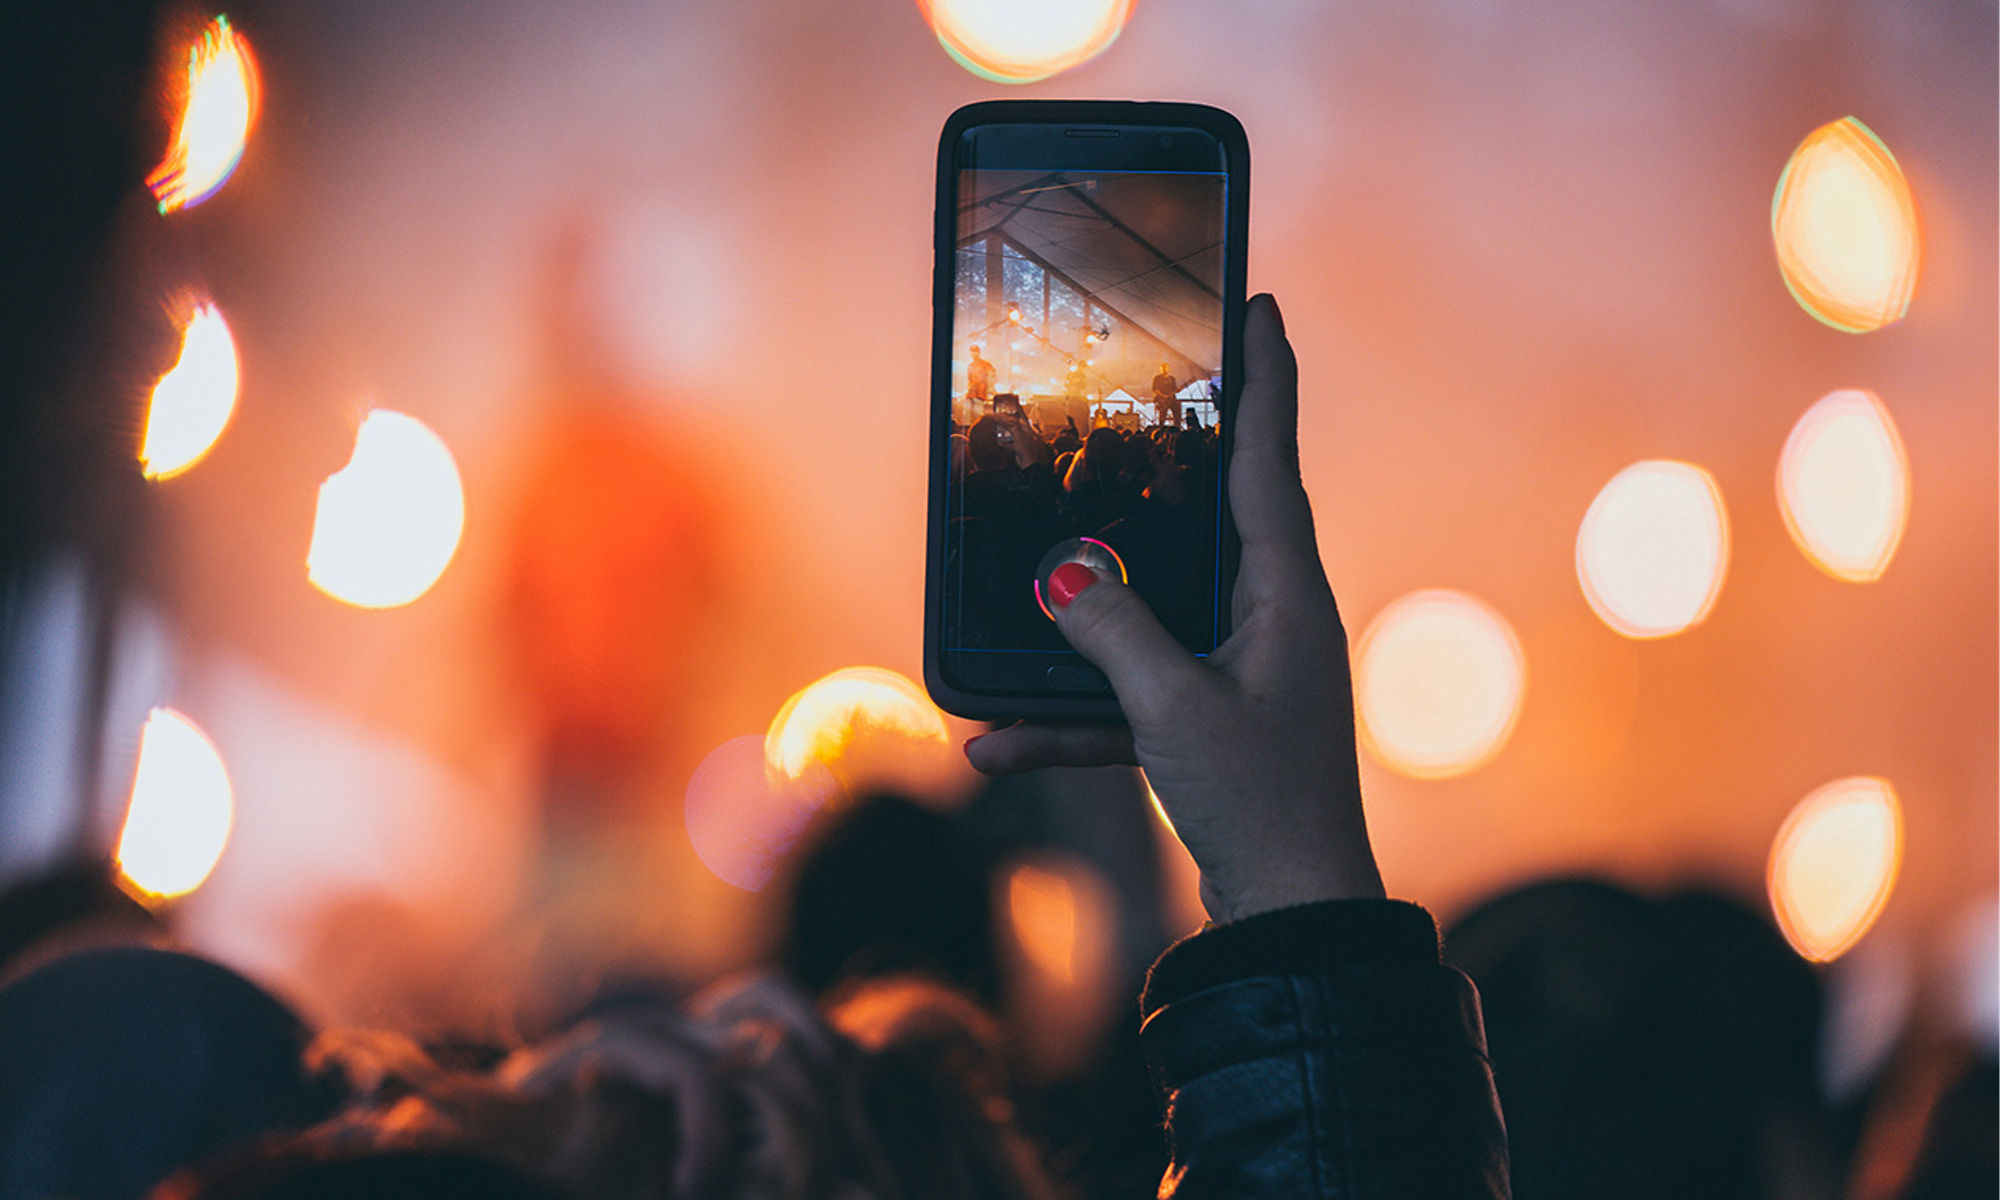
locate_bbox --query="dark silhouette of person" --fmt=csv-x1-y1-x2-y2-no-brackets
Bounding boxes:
0,949,339,1199
1150,362,1178,425
1444,878,1838,1200
778,793,999,1006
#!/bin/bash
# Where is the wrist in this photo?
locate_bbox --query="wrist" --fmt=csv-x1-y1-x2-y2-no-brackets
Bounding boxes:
1199,859,1386,924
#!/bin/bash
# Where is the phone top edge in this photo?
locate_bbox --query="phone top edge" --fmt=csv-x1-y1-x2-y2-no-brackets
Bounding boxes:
937,100,1248,158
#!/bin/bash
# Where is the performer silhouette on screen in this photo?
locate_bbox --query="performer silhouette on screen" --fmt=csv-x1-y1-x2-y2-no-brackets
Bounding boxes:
1152,362,1178,426
967,345,995,407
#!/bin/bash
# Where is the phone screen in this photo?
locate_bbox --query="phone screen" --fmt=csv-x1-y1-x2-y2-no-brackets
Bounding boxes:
941,133,1229,684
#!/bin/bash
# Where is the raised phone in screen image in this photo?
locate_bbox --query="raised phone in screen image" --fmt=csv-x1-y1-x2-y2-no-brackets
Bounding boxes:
944,168,1225,656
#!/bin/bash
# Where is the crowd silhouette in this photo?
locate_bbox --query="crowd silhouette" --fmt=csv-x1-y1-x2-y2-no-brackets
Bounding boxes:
947,398,1221,652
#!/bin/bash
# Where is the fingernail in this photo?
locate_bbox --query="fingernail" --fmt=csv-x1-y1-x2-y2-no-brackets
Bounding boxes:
1048,562,1097,608
963,735,984,752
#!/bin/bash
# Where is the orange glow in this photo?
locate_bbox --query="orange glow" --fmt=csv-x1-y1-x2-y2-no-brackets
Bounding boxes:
115,708,234,901
1576,461,1730,639
1768,776,1903,962
1355,590,1526,780
307,410,466,608
1779,390,1910,582
1771,117,1920,333
1007,861,1079,981
918,0,1133,84
684,735,838,891
140,303,238,479
764,667,950,788
147,16,260,213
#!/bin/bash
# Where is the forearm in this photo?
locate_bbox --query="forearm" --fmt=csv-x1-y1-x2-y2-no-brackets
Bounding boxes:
1139,900,1511,1200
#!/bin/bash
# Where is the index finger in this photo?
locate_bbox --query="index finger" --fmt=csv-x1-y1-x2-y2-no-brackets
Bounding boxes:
963,722,1137,775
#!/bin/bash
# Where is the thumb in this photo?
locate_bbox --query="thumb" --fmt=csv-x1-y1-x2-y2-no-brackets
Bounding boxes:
1048,564,1204,725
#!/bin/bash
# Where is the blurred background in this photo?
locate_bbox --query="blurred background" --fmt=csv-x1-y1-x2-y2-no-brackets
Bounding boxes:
1,0,1994,1192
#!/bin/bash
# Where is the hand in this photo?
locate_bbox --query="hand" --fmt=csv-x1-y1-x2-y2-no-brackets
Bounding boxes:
965,295,1385,923
996,414,1051,469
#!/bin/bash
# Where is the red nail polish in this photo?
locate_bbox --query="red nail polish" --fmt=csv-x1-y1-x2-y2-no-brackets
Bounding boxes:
1048,562,1097,608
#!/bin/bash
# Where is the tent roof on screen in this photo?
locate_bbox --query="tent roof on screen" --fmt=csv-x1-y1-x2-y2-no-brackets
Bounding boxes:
961,170,1223,373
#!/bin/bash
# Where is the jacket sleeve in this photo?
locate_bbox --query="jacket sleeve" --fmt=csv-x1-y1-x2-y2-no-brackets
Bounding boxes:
1138,899,1510,1200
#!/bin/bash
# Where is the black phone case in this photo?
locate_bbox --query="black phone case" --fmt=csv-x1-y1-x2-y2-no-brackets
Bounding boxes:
923,100,1249,723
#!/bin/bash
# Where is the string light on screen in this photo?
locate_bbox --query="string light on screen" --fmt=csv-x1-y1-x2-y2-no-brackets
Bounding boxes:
306,410,467,608
764,667,950,791
1772,117,1920,333
140,302,238,479
148,15,260,214
918,0,1134,84
116,708,234,901
1354,589,1526,780
1576,461,1730,639
1779,389,1910,582
1768,776,1903,963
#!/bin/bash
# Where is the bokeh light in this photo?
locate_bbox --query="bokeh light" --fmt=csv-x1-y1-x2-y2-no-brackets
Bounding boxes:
1576,460,1730,639
116,707,234,901
684,735,838,892
1003,853,1114,990
1007,860,1079,982
140,303,238,480
1771,117,1920,333
918,0,1133,84
1354,590,1526,780
1001,852,1119,1076
1768,776,1903,963
307,410,466,609
1778,389,1910,582
147,16,260,214
764,667,950,790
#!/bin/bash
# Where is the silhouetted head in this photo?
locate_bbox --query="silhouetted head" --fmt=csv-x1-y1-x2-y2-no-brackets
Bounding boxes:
1077,428,1123,481
966,418,1012,473
0,948,337,1199
1446,878,1833,1200
0,860,163,983
1173,428,1205,469
779,794,998,1005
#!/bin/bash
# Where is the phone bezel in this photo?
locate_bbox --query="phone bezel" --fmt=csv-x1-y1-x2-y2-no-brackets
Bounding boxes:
923,100,1249,722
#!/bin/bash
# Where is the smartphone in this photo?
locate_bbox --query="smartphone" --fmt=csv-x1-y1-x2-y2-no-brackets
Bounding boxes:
924,100,1248,721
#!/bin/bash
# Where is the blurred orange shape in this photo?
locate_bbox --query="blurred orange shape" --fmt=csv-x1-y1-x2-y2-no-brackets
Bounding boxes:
685,736,837,891
116,708,234,901
147,16,259,213
1007,861,1079,982
1577,461,1730,639
307,410,466,608
918,0,1133,84
1771,117,1919,333
1355,590,1525,780
764,667,949,789
1778,389,1910,582
141,303,238,479
1768,776,1903,963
